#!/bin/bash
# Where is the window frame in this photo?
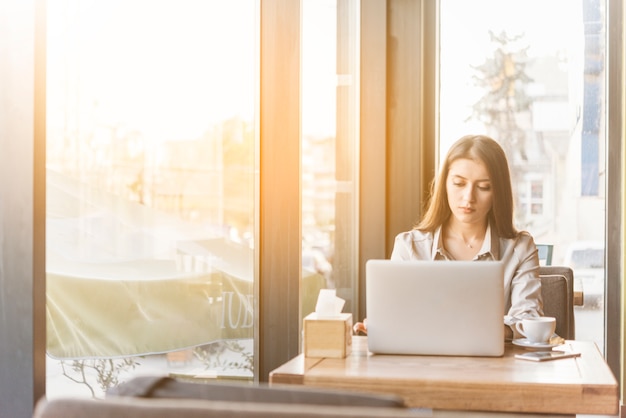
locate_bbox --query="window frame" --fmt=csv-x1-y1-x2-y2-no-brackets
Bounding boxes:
258,0,302,381
605,0,623,381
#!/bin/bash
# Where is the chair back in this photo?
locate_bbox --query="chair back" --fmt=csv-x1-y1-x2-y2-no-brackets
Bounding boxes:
538,266,575,339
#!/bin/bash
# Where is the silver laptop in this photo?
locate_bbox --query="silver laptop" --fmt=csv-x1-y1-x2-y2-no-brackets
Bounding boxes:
365,259,505,357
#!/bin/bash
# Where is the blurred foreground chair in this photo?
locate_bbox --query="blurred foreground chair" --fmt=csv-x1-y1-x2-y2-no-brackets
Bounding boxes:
539,266,575,339
33,397,419,418
106,375,404,407
34,376,413,418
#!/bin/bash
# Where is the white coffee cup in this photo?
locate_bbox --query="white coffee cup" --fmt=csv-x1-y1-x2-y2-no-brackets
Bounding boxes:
515,317,556,343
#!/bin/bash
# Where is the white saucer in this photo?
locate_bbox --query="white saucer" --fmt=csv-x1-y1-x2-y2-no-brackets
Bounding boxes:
512,338,562,349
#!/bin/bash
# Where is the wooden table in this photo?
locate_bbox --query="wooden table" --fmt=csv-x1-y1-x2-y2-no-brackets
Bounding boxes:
270,336,618,416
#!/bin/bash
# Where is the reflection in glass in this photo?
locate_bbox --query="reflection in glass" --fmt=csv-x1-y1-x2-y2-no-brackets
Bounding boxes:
46,0,257,397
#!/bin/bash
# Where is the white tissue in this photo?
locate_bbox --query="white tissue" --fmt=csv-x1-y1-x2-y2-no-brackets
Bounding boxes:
315,289,345,317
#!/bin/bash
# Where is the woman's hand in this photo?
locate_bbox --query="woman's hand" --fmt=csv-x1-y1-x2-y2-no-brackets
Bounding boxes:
353,319,368,335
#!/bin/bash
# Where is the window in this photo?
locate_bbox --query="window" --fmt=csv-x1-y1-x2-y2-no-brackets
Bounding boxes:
519,176,546,219
46,0,258,397
301,0,360,321
440,0,607,352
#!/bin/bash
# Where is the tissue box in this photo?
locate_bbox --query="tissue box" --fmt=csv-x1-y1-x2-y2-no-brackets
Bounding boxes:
303,312,352,358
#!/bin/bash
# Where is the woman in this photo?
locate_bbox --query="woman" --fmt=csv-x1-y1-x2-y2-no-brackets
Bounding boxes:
355,134,543,339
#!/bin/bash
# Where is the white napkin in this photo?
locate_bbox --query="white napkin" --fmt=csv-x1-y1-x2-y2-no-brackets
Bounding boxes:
314,289,345,317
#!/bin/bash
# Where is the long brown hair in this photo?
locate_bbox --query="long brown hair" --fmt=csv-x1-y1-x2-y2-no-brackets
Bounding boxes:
415,135,518,238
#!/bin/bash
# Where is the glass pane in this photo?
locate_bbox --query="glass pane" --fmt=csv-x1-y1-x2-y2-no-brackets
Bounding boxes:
440,0,606,351
46,0,258,398
301,0,360,321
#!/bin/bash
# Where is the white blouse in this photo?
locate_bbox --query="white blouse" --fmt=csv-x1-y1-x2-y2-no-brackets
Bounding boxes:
390,223,544,329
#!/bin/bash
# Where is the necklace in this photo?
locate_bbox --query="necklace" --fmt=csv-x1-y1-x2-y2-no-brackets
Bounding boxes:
446,227,482,250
